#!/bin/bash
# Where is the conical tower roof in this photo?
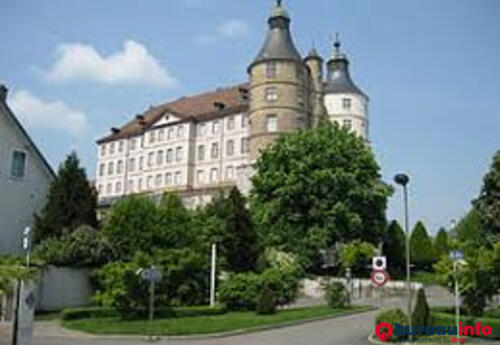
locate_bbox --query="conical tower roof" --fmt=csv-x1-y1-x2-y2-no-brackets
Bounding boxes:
248,0,302,71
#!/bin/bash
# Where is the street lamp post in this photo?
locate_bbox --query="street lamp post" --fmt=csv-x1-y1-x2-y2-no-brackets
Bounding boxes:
394,173,412,338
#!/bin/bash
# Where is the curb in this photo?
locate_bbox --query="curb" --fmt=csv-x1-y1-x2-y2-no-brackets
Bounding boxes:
54,306,376,341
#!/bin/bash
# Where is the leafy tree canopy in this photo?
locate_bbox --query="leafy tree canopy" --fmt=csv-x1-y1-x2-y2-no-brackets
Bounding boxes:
452,208,484,244
33,152,97,243
410,221,436,269
473,150,500,239
339,240,375,275
433,227,450,258
382,220,406,275
250,122,393,269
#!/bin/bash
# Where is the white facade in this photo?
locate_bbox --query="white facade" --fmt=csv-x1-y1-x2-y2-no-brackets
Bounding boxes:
0,87,54,254
324,92,369,139
95,111,251,207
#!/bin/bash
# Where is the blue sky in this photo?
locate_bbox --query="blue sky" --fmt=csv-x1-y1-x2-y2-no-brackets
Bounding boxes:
1,0,499,233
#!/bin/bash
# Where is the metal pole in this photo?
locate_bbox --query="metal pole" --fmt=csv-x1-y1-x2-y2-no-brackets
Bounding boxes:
455,261,460,335
403,184,412,339
210,243,216,307
149,271,155,340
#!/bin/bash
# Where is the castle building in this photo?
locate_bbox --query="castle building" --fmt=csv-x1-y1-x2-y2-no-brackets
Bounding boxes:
95,0,368,209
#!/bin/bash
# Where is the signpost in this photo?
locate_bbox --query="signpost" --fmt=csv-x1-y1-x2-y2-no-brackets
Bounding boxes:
371,256,390,308
137,266,162,342
450,250,465,336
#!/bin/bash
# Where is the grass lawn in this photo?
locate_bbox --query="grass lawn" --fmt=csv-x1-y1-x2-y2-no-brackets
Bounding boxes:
63,305,369,336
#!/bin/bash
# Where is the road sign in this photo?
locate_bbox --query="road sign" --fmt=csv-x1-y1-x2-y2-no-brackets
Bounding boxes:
371,270,390,287
449,250,464,262
138,267,162,283
372,256,387,271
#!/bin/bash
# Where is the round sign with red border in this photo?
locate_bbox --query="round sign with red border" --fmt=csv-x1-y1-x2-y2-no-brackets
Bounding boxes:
371,270,390,287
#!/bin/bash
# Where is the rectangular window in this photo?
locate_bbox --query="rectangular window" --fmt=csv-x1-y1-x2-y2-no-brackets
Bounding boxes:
155,174,163,187
118,141,124,153
149,131,155,143
210,168,218,183
147,176,153,188
115,181,122,193
166,149,173,163
99,163,105,177
198,145,205,161
175,171,182,185
212,120,220,134
100,144,106,156
241,114,248,128
266,61,277,78
117,160,123,174
128,180,134,192
176,147,184,162
148,152,154,167
107,162,114,175
266,114,278,132
10,150,27,178
177,125,184,138
265,87,278,102
106,183,112,194
226,139,234,156
342,98,352,110
227,116,235,130
211,142,219,159
130,138,137,151
197,123,206,137
226,166,234,180
139,156,144,171
167,128,174,140
197,170,205,184
109,142,115,155
165,172,172,185
343,119,352,130
129,158,136,172
157,150,164,165
241,138,249,154
158,129,165,141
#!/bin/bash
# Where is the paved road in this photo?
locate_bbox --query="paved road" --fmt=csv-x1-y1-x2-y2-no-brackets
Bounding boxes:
33,309,375,345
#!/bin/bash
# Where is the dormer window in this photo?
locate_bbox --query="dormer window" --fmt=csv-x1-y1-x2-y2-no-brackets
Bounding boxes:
266,62,277,78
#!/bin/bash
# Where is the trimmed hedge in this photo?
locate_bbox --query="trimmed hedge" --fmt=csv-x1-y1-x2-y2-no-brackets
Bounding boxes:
61,305,227,321
429,311,500,339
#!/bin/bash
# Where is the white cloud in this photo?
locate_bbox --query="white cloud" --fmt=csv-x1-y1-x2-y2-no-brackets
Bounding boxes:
45,40,177,87
194,19,249,45
217,19,249,38
9,90,88,135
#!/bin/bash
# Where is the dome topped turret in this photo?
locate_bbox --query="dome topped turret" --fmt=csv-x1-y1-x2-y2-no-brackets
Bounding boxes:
248,0,302,70
324,36,367,98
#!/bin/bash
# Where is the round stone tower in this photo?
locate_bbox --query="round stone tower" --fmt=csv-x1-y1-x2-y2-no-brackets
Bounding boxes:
304,48,328,126
323,36,369,139
247,0,310,161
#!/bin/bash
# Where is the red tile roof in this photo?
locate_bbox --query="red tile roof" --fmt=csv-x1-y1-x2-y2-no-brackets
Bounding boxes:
97,83,249,144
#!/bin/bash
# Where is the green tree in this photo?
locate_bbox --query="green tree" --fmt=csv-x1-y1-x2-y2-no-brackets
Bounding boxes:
410,221,435,270
156,193,194,249
433,228,450,258
101,195,158,260
204,188,260,273
453,209,484,244
382,220,406,275
473,150,500,238
434,242,500,316
250,122,393,269
339,240,375,276
33,152,97,243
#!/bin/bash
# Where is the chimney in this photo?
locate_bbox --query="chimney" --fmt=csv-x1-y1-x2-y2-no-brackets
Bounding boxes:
0,84,8,102
111,127,120,134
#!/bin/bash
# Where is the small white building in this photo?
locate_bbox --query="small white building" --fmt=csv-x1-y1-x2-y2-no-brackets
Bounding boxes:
0,84,55,255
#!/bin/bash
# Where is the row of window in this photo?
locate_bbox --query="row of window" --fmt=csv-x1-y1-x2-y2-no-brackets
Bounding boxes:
197,115,248,137
98,171,184,195
265,62,304,80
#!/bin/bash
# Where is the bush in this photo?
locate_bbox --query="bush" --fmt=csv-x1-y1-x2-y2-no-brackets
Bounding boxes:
219,267,301,311
412,288,430,327
256,288,277,315
429,311,500,339
61,307,118,320
375,309,408,342
324,282,349,308
33,225,115,267
219,272,260,311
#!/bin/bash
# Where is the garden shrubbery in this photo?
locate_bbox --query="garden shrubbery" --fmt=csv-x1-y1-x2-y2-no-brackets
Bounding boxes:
324,281,349,308
412,288,430,328
375,309,408,342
